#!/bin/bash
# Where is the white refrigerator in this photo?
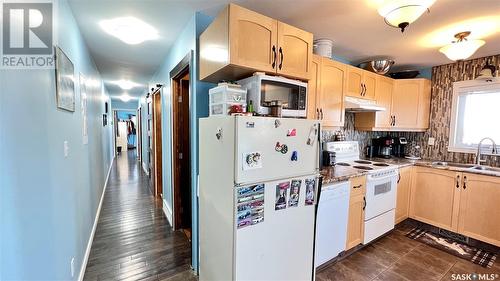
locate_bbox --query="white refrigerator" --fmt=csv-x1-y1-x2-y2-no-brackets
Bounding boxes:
199,116,321,281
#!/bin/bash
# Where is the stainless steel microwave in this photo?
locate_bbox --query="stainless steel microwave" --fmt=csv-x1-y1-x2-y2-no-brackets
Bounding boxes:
237,74,308,118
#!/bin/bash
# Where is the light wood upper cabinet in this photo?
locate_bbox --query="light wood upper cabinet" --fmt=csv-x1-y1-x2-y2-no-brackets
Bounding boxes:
319,57,346,127
200,4,312,82
307,55,345,127
306,55,321,120
229,5,277,73
457,173,500,247
345,66,376,100
395,166,412,224
346,176,366,250
354,78,431,132
362,71,377,100
392,79,431,129
346,66,364,98
409,167,461,232
276,22,313,79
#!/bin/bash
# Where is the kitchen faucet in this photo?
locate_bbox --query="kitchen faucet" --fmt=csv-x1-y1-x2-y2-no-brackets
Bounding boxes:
476,137,498,165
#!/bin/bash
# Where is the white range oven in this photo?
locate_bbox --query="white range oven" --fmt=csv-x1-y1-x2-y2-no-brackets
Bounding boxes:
323,141,399,245
363,169,398,244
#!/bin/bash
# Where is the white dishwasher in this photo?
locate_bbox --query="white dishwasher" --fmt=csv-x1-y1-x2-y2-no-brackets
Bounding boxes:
314,180,350,267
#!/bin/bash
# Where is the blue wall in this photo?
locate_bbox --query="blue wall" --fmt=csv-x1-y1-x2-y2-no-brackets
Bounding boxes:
111,98,139,111
0,0,113,279
138,12,214,272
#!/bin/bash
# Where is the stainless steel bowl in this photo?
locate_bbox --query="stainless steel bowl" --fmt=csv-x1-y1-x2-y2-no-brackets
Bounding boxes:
358,59,395,75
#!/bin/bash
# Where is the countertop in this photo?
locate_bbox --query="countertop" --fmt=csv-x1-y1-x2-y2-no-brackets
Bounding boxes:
321,157,500,184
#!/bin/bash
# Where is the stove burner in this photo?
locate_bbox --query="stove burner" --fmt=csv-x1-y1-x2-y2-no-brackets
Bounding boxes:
373,163,390,167
336,162,351,166
354,160,372,164
353,165,374,170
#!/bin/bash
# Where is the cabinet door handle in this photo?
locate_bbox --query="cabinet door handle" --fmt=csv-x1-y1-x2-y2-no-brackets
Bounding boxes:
394,116,396,126
316,108,319,119
456,175,460,188
278,47,283,70
320,108,324,120
360,83,364,96
362,84,367,96
363,196,366,210
353,184,363,189
463,175,467,190
271,45,277,69
397,172,401,183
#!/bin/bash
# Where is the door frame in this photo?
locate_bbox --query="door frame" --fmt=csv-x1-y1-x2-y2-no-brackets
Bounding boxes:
169,51,192,231
151,88,163,198
137,107,142,161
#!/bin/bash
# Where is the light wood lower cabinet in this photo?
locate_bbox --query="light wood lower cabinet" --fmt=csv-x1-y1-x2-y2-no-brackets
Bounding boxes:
395,166,412,224
410,167,500,247
410,167,461,231
457,173,500,247
346,176,366,250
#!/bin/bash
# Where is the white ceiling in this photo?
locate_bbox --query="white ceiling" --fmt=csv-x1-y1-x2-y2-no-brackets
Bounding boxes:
69,0,500,99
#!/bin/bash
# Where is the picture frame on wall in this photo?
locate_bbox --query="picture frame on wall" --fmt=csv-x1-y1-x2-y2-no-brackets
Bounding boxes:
55,46,75,112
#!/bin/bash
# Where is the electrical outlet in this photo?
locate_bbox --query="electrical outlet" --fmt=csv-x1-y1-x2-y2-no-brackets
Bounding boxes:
70,257,75,277
428,137,435,146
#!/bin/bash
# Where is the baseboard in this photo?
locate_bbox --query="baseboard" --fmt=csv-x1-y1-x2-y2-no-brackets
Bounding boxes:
78,157,114,281
162,199,173,227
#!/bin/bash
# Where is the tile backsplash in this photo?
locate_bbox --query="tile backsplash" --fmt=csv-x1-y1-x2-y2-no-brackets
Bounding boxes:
323,54,500,167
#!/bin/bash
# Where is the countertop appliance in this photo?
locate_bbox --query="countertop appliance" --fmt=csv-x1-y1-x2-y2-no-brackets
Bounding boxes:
323,141,398,245
315,181,350,268
372,137,394,158
322,150,336,167
237,74,308,118
392,137,408,158
199,116,320,281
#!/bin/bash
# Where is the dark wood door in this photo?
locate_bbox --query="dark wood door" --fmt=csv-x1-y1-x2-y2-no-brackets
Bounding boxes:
173,72,191,232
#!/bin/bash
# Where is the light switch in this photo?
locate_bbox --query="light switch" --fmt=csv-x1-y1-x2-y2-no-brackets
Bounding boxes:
428,137,435,146
64,141,69,157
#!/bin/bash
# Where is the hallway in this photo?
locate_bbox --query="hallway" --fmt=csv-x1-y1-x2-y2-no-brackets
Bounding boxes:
83,151,193,281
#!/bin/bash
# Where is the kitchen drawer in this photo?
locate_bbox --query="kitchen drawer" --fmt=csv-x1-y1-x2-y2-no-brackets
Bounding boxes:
350,176,366,197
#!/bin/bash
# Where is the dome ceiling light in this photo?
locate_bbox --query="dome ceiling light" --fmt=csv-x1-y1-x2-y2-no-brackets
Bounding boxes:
377,0,436,33
439,31,485,61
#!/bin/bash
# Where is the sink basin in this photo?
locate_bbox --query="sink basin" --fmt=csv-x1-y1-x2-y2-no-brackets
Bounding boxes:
470,166,500,173
431,162,476,168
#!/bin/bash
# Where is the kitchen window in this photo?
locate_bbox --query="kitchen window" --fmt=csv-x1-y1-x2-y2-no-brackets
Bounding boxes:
448,78,500,153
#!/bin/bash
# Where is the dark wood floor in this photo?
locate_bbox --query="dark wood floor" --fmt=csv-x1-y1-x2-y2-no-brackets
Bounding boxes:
316,221,500,281
83,150,195,281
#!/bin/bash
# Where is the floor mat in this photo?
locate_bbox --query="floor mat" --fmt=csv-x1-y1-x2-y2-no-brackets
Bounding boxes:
406,228,497,268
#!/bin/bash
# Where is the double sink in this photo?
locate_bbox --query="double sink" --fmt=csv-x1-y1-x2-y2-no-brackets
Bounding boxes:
431,161,500,175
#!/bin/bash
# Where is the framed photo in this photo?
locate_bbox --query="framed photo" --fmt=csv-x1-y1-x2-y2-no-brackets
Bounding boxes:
55,46,75,112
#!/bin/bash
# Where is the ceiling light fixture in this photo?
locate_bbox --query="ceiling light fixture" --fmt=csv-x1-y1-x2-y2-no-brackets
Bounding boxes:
439,31,485,61
99,16,159,45
377,0,435,32
120,93,132,102
112,79,140,90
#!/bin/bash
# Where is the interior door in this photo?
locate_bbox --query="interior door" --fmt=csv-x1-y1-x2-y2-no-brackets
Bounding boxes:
276,21,312,80
229,4,278,73
345,66,363,98
235,117,319,185
392,80,420,128
319,58,345,127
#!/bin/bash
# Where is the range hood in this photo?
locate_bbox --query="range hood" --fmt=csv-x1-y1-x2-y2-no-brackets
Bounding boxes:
344,96,386,112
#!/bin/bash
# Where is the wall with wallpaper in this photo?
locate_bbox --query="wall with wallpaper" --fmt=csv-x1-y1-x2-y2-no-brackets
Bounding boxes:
323,54,499,167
